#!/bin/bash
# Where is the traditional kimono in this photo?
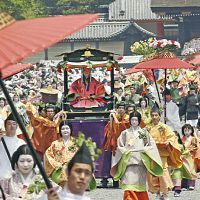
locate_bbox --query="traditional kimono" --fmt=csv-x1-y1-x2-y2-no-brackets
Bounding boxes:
27,110,59,158
0,170,44,200
0,135,25,179
111,127,163,200
181,135,197,189
146,122,182,194
193,137,200,172
68,77,106,108
137,107,152,127
103,113,130,154
37,185,90,200
44,138,77,185
171,144,197,194
161,100,181,133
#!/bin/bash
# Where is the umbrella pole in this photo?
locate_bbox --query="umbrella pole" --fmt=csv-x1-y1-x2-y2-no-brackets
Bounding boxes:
0,75,52,189
164,69,167,124
152,69,161,103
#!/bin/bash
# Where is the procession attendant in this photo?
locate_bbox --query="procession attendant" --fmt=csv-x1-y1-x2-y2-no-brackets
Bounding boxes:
137,97,151,127
171,133,197,197
39,142,93,200
181,124,197,190
44,121,78,186
194,125,200,172
111,111,163,200
103,102,130,154
0,145,46,200
146,105,182,200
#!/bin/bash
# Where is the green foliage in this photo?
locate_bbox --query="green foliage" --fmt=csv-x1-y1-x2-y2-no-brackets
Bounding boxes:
28,177,46,194
68,132,102,161
0,0,115,19
0,0,48,19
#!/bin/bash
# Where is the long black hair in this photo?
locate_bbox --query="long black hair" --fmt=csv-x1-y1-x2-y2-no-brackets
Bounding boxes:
129,111,141,125
182,124,194,136
11,144,36,170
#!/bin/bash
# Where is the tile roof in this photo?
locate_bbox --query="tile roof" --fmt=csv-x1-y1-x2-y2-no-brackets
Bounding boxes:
109,0,159,21
65,21,154,41
151,0,200,7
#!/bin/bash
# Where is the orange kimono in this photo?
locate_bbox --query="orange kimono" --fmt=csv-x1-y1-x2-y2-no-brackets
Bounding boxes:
27,110,59,158
103,113,130,154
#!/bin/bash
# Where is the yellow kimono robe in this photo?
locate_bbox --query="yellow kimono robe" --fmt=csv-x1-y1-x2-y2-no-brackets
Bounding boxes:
44,138,77,185
146,122,182,194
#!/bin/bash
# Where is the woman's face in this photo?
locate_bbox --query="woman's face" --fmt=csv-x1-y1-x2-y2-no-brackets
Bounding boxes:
17,155,34,175
141,100,146,108
196,129,200,139
61,125,71,138
131,117,139,127
184,128,192,137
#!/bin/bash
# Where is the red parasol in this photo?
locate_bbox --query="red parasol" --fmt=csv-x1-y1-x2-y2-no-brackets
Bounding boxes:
125,67,145,75
135,57,196,70
0,13,97,77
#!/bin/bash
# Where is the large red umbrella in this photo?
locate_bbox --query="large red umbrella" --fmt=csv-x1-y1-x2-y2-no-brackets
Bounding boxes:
135,57,195,69
0,12,97,78
125,67,145,75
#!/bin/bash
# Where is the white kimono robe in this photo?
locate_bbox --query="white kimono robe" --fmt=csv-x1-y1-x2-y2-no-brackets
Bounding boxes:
38,187,90,200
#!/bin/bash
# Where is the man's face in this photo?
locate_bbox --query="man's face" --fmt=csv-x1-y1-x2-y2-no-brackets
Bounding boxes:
165,95,171,102
151,112,160,125
127,107,134,115
5,120,18,136
83,69,91,79
46,108,55,120
117,106,125,115
67,163,92,195
130,87,136,94
0,100,5,107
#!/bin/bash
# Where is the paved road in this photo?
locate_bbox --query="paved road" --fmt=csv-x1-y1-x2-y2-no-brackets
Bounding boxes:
87,176,200,200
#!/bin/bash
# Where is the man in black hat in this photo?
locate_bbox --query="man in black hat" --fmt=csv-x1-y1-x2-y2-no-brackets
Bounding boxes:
39,142,93,200
0,113,25,179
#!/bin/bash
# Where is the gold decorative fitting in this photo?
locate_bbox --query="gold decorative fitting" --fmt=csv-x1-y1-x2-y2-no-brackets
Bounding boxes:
142,50,176,61
0,12,15,30
81,50,94,57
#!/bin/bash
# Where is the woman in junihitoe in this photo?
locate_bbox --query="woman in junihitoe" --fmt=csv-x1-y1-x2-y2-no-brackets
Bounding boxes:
111,111,163,200
0,144,45,200
44,120,78,186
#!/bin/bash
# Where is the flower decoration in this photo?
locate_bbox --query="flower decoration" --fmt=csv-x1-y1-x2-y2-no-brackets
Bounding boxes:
130,38,156,56
68,132,102,161
149,38,180,52
138,129,148,146
130,38,181,58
